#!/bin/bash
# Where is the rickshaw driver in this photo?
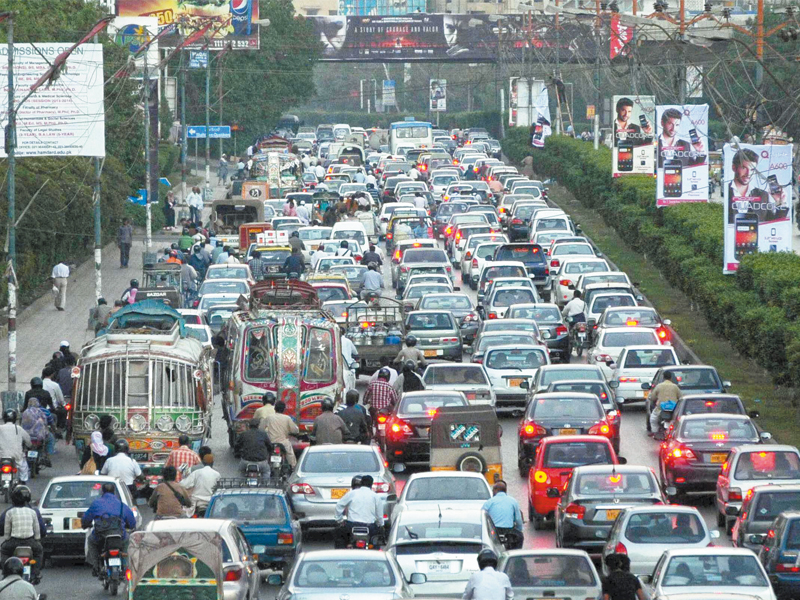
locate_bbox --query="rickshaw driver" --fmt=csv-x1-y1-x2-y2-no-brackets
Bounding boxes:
482,481,524,550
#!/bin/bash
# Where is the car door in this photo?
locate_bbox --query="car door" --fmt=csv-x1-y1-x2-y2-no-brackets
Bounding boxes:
232,525,259,597
716,449,736,515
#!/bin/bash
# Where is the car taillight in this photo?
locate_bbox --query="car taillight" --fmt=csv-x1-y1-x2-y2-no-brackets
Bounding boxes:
224,567,243,582
389,418,413,438
656,326,669,341
65,403,72,411
559,279,572,286
499,207,506,213
670,447,697,460
614,542,628,555
533,470,549,484
565,503,586,518
193,300,200,308
355,254,362,262
125,569,131,581
472,258,478,268
488,312,497,319
728,488,742,501
386,233,393,240
373,482,390,493
607,409,620,423
278,533,294,545
446,265,451,273
551,259,560,268
473,167,479,172
511,218,523,225
465,251,472,260
776,564,800,572
290,483,315,495
446,227,453,236
618,377,639,382
400,266,409,272
555,325,568,337
521,421,546,437
394,250,401,260
544,268,550,276
589,422,611,436
594,354,613,363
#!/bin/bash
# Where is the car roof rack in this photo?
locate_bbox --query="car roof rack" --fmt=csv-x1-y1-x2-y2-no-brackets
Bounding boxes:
213,477,288,492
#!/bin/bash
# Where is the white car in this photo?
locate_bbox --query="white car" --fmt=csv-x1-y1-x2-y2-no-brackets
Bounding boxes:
532,229,578,247
547,241,596,272
298,226,333,262
552,258,613,308
484,285,539,319
574,271,633,296
642,548,776,600
389,472,492,524
197,278,250,300
483,345,550,412
498,550,602,600
421,363,495,406
430,173,460,198
467,241,504,289
321,299,366,325
401,282,453,312
589,327,661,379
459,233,508,279
204,263,254,285
314,256,357,273
610,345,680,405
602,506,717,576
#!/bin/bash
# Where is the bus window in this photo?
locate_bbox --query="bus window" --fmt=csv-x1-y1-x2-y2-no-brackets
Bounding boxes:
245,327,272,382
305,328,334,383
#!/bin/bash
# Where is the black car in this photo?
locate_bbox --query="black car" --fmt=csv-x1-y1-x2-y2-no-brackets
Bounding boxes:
382,390,468,469
506,303,570,363
493,243,549,291
546,380,621,453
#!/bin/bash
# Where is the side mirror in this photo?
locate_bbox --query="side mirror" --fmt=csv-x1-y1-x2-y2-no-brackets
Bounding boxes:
726,505,740,516
546,487,561,498
748,410,760,419
663,319,672,326
760,431,773,441
723,380,732,389
608,381,619,389
386,494,398,503
641,382,652,390
749,533,767,545
635,295,644,302
596,252,603,258
606,361,616,368
453,287,461,292
665,486,677,497
267,574,284,586
519,381,529,390
410,573,428,585
617,456,628,465
710,530,721,539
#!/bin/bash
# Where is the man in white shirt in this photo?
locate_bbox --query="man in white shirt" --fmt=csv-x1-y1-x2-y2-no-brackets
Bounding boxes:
51,262,70,311
408,166,420,180
365,173,377,187
180,453,221,517
341,330,359,391
314,164,325,179
334,475,383,548
412,192,427,212
354,170,366,184
561,290,587,328
296,201,310,224
100,440,142,496
462,549,513,600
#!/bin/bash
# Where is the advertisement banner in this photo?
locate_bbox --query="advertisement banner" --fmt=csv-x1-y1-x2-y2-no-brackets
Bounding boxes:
531,86,551,148
609,14,633,60
509,77,518,127
656,104,709,206
108,17,159,73
612,95,656,177
0,43,105,158
723,143,793,274
382,79,396,107
116,0,260,50
430,79,446,111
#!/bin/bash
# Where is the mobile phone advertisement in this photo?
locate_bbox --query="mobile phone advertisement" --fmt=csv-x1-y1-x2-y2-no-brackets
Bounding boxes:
722,143,793,274
612,95,656,177
656,105,709,206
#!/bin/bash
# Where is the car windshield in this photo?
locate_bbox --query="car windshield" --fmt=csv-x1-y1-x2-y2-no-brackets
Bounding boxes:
533,397,603,419
42,480,116,509
299,229,331,241
207,267,248,280
601,332,657,347
420,296,471,310
294,559,396,588
678,418,757,441
399,395,467,415
544,442,613,468
752,492,800,522
550,382,610,404
504,555,597,588
734,451,800,480
625,512,705,543
407,313,454,330
486,349,546,370
540,369,602,386
405,478,490,501
404,249,447,263
671,369,722,389
200,281,248,295
315,287,348,302
592,296,636,313
486,266,526,280
575,472,657,496
207,494,287,523
302,450,379,474
424,367,488,386
662,555,767,587
406,285,450,299
583,274,629,286
396,521,482,541
495,246,545,263
476,334,537,353
433,176,458,186
623,350,677,368
682,397,742,416
605,310,659,327
493,289,536,307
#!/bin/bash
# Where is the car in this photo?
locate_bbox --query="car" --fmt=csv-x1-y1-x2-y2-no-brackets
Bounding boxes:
396,247,452,293
602,505,716,576
405,310,463,362
308,281,352,303
659,414,770,502
197,293,241,316
483,285,540,320
757,511,800,600
390,238,437,286
468,241,505,289
443,215,490,256
643,548,775,600
531,364,606,395
644,365,735,428
459,234,505,280
287,444,396,529
401,283,452,312
476,317,542,343
484,345,550,413
143,518,260,600
518,392,615,474
388,471,492,524
499,549,602,598
433,201,471,237
594,305,671,343
547,242,596,273
507,203,547,241
197,278,250,300
206,484,301,577
205,263,255,285
379,202,416,237
386,507,505,597
716,445,800,534
404,273,452,291
492,243,550,291
527,435,621,530
573,271,633,297
589,327,661,379
416,292,481,344
476,261,528,304
314,256,357,273
421,363,495,406
322,299,366,325
466,205,502,230
507,303,571,363
734,484,800,551
430,172,460,197
547,380,621,451
471,331,541,365
610,345,680,406
667,394,753,429
382,390,469,470
552,258,612,308
205,304,238,336
532,213,576,237
273,549,414,600
450,224,494,265
586,292,640,333
481,276,537,309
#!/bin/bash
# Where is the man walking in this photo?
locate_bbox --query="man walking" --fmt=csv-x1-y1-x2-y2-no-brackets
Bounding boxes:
117,219,133,269
51,261,69,311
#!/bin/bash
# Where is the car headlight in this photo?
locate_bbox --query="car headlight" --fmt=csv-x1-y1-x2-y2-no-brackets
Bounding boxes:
155,415,174,433
175,415,192,433
83,414,100,431
128,414,148,433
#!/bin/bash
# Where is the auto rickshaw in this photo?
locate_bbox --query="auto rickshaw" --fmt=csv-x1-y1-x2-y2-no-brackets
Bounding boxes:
430,405,502,485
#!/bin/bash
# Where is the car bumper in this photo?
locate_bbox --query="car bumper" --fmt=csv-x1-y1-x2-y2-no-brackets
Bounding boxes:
716,497,742,518
559,518,612,551
459,324,479,343
254,545,298,568
495,391,528,410
771,574,800,596
544,337,570,359
532,492,557,518
418,345,462,360
385,438,430,466
508,225,529,240
664,463,721,492
615,383,649,403
43,532,86,558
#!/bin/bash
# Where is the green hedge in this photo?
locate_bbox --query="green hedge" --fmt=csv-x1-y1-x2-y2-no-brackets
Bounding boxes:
503,129,800,391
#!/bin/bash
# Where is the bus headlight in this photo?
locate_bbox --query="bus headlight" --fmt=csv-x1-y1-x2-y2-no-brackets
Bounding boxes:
175,415,192,433
84,414,100,431
156,415,174,433
129,414,148,433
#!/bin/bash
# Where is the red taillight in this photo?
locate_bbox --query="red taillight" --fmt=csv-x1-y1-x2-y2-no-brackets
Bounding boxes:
377,414,388,424
559,279,571,286
555,325,568,337
224,567,243,582
533,470,549,484
615,542,628,554
656,326,669,341
777,563,800,572
373,482,390,493
389,418,413,438
125,569,131,581
594,354,614,363
193,300,200,308
565,503,586,518
108,549,120,557
670,447,696,460
544,268,550,276
488,313,497,319
355,539,368,548
551,259,560,268
728,488,742,501
618,377,639,382
386,233,393,240
290,483,315,495
511,218,523,225
1,465,13,474
499,207,506,213
522,421,546,438
278,533,294,545
589,422,611,436
472,258,478,268
65,404,72,411
446,227,453,236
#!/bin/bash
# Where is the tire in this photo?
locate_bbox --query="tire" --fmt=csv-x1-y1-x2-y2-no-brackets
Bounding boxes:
561,352,571,364
528,501,535,522
717,511,726,528
110,579,118,596
518,458,529,477
575,345,584,358
532,514,544,531
228,428,236,449
3,486,9,504
456,452,487,474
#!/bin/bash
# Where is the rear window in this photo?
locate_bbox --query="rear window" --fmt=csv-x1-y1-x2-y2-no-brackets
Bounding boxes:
485,266,526,280
752,491,800,521
625,512,704,543
475,334,537,353
493,289,536,307
424,366,488,386
207,267,249,280
554,244,593,255
682,398,743,416
403,249,447,263
482,320,538,334
623,350,677,368
405,285,451,299
460,226,492,238
662,555,767,587
486,348,546,370
397,522,482,541
532,397,603,419
678,418,757,442
420,295,471,310
543,442,613,468
399,394,467,414
671,369,722,390
509,306,560,323
437,203,468,217
591,296,637,313
476,244,501,259
550,382,610,404
295,559,395,588
564,262,608,274
734,451,800,480
495,246,545,264
504,554,597,588
536,218,568,231
407,313,454,330
582,274,628,286
605,310,659,327
575,472,657,496
601,331,657,347
405,477,490,501
302,450,379,473
540,369,602,386
207,494,287,523
316,287,348,302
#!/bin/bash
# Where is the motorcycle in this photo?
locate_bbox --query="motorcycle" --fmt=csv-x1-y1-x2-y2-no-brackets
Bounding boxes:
362,290,381,307
653,400,677,441
26,440,45,479
0,457,18,503
269,444,292,481
99,534,125,596
242,461,268,486
497,528,524,551
569,320,589,358
13,546,35,583
345,524,384,550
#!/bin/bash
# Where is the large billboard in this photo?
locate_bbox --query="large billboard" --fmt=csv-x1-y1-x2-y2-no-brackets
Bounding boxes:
612,95,656,177
656,104,709,206
116,0,260,50
723,143,793,274
0,43,105,158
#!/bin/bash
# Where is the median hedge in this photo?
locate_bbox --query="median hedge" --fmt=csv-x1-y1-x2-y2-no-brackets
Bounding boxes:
502,129,800,393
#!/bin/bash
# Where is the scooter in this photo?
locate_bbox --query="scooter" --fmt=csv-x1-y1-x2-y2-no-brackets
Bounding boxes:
0,457,18,504
26,440,45,479
13,546,35,583
99,534,125,596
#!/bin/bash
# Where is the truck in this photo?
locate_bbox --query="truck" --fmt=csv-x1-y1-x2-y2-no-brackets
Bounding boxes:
343,297,406,375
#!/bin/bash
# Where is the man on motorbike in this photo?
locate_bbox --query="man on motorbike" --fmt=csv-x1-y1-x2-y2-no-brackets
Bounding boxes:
0,557,38,599
312,399,348,445
339,391,371,444
82,482,137,578
100,440,142,500
281,247,305,277
261,401,300,468
360,244,382,267
648,371,683,435
0,410,31,484
234,419,272,478
462,549,513,600
334,474,383,549
561,290,587,330
360,262,383,301
481,481,524,550
363,369,399,429
393,361,425,396
393,335,427,370
180,452,220,517
0,487,44,585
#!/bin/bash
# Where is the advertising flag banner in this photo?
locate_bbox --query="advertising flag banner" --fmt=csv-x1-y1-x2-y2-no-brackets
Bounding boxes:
430,79,446,111
531,85,551,148
656,104,709,206
0,43,105,158
382,80,396,107
609,14,633,59
612,94,656,177
723,143,793,274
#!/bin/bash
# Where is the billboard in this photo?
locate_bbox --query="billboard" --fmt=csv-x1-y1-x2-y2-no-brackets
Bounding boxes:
116,0,260,50
656,104,709,206
612,94,656,177
0,43,105,158
723,143,793,274
108,17,159,72
338,0,426,15
531,86,551,148
382,79,396,107
430,79,446,112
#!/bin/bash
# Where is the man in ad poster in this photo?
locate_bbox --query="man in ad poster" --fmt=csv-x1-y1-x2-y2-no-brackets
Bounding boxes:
722,143,793,274
430,80,446,111
612,95,655,176
656,105,709,206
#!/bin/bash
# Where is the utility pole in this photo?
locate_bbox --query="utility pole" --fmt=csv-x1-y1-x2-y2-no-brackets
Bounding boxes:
143,39,153,249
204,37,211,201
594,0,602,149
93,33,102,301
6,13,16,392
180,50,187,205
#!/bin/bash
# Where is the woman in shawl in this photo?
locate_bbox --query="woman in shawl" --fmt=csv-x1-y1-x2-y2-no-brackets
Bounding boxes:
21,398,54,465
80,430,110,473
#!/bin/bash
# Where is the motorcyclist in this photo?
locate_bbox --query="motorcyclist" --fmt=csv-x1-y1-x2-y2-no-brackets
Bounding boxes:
462,549,513,600
360,262,383,301
363,368,399,429
393,361,425,396
0,557,38,599
82,482,136,578
281,247,305,276
0,410,31,484
234,419,272,478
393,335,427,369
100,439,142,500
648,371,683,435
335,240,352,257
334,474,383,549
0,487,44,584
289,231,306,253
338,390,371,444
481,481,524,550
561,290,587,330
312,399,348,445
22,379,54,413
120,279,139,304
360,244,382,267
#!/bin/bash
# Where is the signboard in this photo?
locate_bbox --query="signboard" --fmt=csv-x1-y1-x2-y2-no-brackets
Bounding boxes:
338,0,425,15
189,50,208,69
116,0,261,50
242,181,268,201
723,143,793,274
656,104,709,206
430,79,446,112
586,104,596,119
187,126,232,139
382,79,396,107
0,43,105,158
531,86,552,149
612,94,656,177
108,17,159,73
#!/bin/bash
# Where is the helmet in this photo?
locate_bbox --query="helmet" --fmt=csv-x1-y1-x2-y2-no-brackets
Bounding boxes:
170,243,179,250
367,262,378,271
2,409,17,424
291,231,299,237
2,557,23,578
477,549,498,570
11,485,31,506
339,240,349,248
130,279,139,288
263,392,277,405
30,377,43,389
321,398,335,412
102,482,116,495
377,368,391,381
114,439,130,454
404,360,416,371
405,335,417,347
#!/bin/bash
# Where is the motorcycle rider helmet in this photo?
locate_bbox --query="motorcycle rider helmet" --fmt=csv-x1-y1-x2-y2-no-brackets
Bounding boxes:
477,549,498,570
2,409,17,424
291,231,299,238
2,557,23,578
11,485,31,507
114,439,130,454
377,368,391,381
263,392,277,405
321,398,335,412
30,377,43,389
367,262,378,271
405,335,417,347
404,360,416,372
170,243,179,250
130,279,139,288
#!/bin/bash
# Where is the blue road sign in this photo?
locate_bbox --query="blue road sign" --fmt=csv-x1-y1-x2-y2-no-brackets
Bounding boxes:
159,177,171,187
127,189,148,205
189,50,208,69
186,126,232,139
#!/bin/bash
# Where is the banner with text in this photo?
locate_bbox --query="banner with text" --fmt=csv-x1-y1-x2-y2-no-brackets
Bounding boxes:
656,104,709,206
723,143,793,274
612,94,655,177
0,43,105,157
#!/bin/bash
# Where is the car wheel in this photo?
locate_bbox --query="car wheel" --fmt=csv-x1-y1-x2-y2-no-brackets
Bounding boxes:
528,501,535,522
561,353,571,364
456,451,486,474
726,518,734,536
532,513,544,531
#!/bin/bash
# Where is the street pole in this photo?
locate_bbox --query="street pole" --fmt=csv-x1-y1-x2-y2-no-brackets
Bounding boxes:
180,50,187,204
204,42,211,200
143,42,153,250
218,52,224,160
594,1,602,149
93,33,102,301
6,14,16,392
755,0,764,87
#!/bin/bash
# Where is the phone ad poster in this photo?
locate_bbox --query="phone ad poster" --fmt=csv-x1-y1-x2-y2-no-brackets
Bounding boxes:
723,143,793,274
656,105,709,206
612,94,656,177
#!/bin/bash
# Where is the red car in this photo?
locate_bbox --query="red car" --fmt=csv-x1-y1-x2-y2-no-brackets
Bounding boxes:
527,435,623,530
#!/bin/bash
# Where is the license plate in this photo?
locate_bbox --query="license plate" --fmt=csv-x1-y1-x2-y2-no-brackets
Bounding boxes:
330,488,349,500
423,349,437,357
509,378,524,387
71,518,83,530
643,390,650,399
417,427,430,439
26,451,38,459
605,509,621,521
1,475,10,482
130,452,148,461
427,562,452,572
559,428,578,435
22,566,30,575
365,359,381,366
107,558,121,567
710,453,727,463
270,456,281,464
378,424,385,432
578,332,586,340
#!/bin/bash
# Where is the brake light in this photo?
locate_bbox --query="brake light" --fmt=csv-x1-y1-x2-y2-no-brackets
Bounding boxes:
290,483,315,495
373,482,390,493
550,259,560,268
473,167,479,172
441,337,459,343
594,354,613,363
656,326,669,340
108,549,120,557
710,432,727,441
488,312,497,319
565,503,586,518
544,268,550,276
522,421,546,437
377,414,388,424
386,233,393,240
511,218,523,225
555,325,568,337
615,542,628,555
125,569,131,581
499,207,506,213
618,377,639,382
728,488,742,501
446,226,453,235
65,404,72,411
0,464,14,474
455,232,461,240
670,447,697,460
389,418,413,438
394,250,401,260
589,422,611,436
400,266,409,273
472,258,478,268
776,564,800,572
625,320,639,326
224,567,243,582
533,470,549,484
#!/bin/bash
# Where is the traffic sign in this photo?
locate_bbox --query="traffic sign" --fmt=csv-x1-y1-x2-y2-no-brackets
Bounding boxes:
189,50,208,69
186,126,232,139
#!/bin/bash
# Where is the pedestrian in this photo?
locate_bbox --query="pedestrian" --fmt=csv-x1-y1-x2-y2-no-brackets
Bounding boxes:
186,186,203,224
50,261,70,311
163,191,176,231
117,218,133,268
236,157,245,177
90,298,113,334
462,549,513,600
602,553,646,600
149,465,191,519
218,154,229,185
163,434,201,482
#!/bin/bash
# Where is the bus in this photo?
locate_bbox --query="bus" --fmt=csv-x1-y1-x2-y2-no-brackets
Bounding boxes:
389,119,433,155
